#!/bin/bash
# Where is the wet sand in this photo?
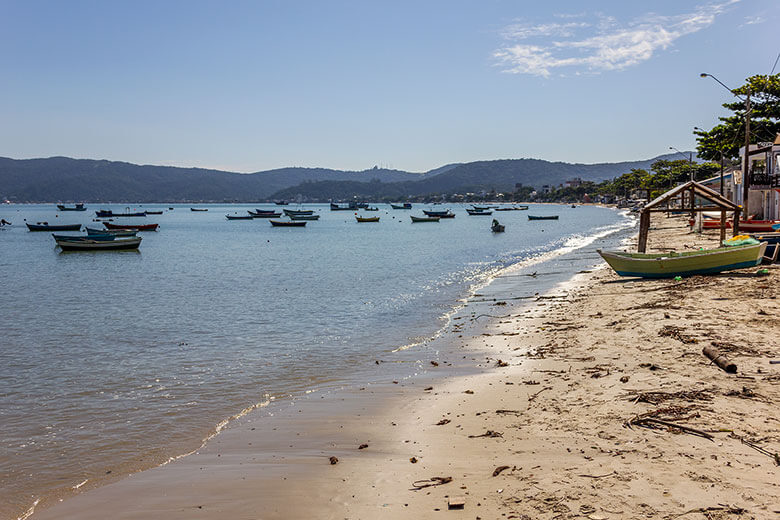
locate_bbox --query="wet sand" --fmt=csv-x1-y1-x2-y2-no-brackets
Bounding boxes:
31,214,780,520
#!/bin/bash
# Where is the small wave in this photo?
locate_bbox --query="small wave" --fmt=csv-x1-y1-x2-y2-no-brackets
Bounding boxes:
17,498,40,520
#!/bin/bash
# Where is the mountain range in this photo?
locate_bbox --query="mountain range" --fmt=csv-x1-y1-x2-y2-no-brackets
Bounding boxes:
0,153,687,202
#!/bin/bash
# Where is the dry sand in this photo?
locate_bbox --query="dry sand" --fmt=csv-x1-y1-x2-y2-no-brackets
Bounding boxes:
30,214,780,520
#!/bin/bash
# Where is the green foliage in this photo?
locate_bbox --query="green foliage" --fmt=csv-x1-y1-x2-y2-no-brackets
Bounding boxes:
695,74,780,161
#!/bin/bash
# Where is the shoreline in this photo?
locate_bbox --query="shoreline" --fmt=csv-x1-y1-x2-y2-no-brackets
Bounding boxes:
3,203,630,520
23,211,638,520
30,215,780,518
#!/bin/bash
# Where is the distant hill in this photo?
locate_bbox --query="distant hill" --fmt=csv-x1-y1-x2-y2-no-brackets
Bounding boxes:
270,154,688,200
0,153,689,202
0,157,429,202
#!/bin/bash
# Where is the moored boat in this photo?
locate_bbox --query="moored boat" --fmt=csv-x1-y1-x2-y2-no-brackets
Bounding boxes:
356,216,380,222
52,233,115,241
528,215,559,220
269,219,307,227
288,214,320,221
95,210,146,217
410,215,439,222
86,227,137,236
423,209,455,218
597,242,766,278
56,203,86,211
145,210,164,215
390,203,412,209
283,209,314,216
103,222,159,231
226,214,255,220
275,201,289,205
27,222,82,232
330,202,355,211
55,236,142,251
466,208,492,216
248,210,282,218
190,208,208,212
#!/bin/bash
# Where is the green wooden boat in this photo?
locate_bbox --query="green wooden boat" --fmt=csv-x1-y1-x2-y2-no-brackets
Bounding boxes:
597,242,766,278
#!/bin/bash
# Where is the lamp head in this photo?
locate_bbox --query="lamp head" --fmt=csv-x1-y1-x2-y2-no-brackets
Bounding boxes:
700,73,709,78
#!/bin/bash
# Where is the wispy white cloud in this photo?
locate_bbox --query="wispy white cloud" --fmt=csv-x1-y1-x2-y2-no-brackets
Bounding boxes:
739,15,763,27
494,1,740,77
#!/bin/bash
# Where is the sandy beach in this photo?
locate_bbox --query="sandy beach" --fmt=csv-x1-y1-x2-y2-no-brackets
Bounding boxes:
30,213,780,520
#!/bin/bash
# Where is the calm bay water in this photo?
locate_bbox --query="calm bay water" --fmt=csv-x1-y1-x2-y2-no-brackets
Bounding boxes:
0,203,633,518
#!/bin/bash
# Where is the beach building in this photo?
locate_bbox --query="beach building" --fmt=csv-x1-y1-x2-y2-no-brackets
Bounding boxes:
735,134,780,219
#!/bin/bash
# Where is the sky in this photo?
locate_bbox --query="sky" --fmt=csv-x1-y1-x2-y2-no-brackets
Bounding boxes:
0,0,777,173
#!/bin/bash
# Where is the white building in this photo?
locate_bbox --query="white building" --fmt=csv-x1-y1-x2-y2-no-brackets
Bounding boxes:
737,134,780,220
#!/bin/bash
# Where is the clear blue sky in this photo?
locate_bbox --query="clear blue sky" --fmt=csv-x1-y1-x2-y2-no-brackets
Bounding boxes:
0,0,777,172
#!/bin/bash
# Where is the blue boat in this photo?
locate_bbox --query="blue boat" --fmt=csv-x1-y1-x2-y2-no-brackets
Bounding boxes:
86,227,137,237
27,222,82,232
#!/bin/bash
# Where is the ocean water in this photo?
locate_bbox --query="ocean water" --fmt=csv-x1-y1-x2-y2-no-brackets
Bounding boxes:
0,203,634,518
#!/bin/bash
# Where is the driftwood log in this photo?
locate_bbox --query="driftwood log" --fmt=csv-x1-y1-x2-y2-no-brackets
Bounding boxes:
702,346,737,373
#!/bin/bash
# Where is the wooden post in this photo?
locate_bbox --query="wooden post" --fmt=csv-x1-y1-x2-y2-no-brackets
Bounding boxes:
720,210,726,245
733,207,741,236
689,187,695,223
638,210,650,253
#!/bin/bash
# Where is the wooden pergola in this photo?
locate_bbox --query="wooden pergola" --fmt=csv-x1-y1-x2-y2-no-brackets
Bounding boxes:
637,180,741,253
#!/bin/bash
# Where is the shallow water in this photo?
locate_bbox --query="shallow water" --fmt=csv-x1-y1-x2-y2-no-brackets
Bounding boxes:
0,203,633,518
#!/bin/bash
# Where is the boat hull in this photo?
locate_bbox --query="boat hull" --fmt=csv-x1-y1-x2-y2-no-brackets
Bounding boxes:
27,223,81,231
410,216,439,222
356,217,380,222
56,237,142,251
598,243,766,278
269,220,306,227
528,215,558,220
103,222,158,231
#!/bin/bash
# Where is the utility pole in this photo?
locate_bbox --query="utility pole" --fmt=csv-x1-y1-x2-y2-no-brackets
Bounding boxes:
741,88,752,226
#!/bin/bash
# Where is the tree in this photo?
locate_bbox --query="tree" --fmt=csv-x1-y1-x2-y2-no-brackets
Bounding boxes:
695,74,780,161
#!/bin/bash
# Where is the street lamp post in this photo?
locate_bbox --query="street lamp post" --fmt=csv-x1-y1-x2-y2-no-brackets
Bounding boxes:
700,73,751,231
694,126,725,196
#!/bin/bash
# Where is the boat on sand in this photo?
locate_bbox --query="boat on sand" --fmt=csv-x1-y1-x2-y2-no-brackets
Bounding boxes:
597,242,766,278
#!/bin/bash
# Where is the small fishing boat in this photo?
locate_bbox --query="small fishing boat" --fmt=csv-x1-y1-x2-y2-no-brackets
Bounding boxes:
86,227,137,236
27,222,82,232
689,218,732,229
145,210,164,215
390,203,412,209
528,215,559,220
269,219,307,227
95,210,146,217
283,209,314,216
737,220,780,232
466,209,492,216
410,215,439,223
330,202,355,211
423,210,455,218
597,242,766,278
363,207,379,211
103,222,159,231
491,219,505,233
55,236,142,251
226,214,255,220
190,208,208,212
750,232,780,262
289,214,320,221
471,205,489,211
275,201,289,205
356,216,380,222
248,210,282,218
52,233,115,241
57,203,86,211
